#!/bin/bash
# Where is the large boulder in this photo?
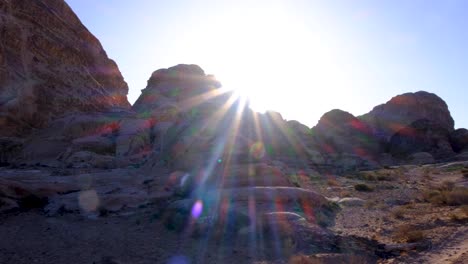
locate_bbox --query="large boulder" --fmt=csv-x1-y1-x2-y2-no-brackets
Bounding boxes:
312,109,379,156
388,119,455,160
0,0,130,137
309,109,380,172
360,91,455,142
450,128,468,153
133,64,221,115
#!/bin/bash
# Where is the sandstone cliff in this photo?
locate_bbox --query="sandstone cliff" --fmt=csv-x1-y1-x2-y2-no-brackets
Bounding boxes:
0,0,130,137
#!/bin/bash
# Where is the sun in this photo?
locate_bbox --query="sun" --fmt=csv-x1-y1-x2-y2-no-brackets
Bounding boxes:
175,3,346,123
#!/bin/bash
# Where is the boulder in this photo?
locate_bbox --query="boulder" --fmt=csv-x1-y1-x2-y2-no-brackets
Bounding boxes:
450,128,468,153
211,187,339,227
388,119,455,160
338,197,366,207
360,91,455,142
0,0,130,137
133,64,221,114
312,109,380,160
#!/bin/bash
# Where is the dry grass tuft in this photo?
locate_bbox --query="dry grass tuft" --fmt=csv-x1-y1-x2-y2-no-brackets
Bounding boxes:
392,224,426,243
327,178,340,187
423,182,468,206
391,207,407,219
354,183,373,192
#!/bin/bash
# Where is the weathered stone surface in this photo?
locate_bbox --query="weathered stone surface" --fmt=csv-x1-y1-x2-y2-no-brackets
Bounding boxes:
408,152,435,165
61,151,123,169
309,109,381,173
72,136,115,155
211,187,339,227
388,119,455,160
360,91,455,142
0,0,130,137
338,197,366,207
115,118,152,157
450,128,468,153
133,64,221,114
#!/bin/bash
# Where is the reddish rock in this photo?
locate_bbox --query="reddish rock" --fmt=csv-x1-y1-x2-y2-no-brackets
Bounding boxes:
360,91,455,142
388,119,455,160
312,109,380,159
0,0,130,137
450,128,468,153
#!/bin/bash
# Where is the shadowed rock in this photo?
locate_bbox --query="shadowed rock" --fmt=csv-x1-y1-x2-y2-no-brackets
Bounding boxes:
0,0,130,137
388,119,455,160
360,91,455,143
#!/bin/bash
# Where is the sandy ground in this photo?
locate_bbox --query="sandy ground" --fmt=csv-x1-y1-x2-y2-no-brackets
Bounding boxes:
1,162,467,264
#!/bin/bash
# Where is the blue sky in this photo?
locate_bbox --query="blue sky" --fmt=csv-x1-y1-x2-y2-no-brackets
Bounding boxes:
66,0,468,128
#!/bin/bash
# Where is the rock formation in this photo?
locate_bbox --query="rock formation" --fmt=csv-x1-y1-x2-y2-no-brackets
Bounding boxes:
312,109,379,156
0,0,130,137
388,119,455,160
450,128,468,153
360,91,454,143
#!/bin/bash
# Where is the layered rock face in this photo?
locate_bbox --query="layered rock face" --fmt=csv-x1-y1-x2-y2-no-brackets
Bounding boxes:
0,0,130,136
450,128,468,153
360,91,454,143
312,109,379,156
388,119,455,160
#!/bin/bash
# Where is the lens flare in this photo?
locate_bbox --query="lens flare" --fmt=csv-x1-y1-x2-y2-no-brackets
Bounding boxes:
191,200,203,219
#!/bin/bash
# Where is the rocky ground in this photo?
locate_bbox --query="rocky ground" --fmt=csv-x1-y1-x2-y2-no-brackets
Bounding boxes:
0,161,466,264
2,2,468,264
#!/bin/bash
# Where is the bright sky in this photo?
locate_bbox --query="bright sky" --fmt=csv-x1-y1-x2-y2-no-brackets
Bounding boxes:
66,0,468,129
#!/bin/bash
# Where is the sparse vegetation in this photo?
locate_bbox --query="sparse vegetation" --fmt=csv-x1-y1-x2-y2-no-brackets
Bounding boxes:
441,164,465,172
422,181,468,206
392,207,406,219
364,200,377,209
354,183,373,192
353,170,395,182
392,224,426,243
289,174,301,187
327,178,340,187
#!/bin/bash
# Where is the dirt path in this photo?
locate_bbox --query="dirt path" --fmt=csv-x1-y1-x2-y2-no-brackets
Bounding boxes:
418,227,468,264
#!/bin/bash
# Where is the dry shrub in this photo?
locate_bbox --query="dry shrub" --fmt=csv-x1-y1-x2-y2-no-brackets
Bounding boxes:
327,178,340,187
354,183,373,192
364,200,377,209
339,190,352,197
391,207,406,219
450,205,468,223
445,187,468,205
423,183,468,206
392,224,425,243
